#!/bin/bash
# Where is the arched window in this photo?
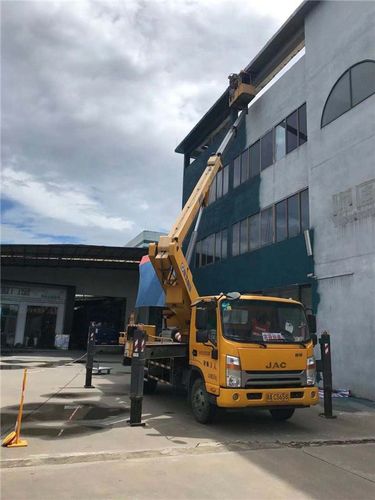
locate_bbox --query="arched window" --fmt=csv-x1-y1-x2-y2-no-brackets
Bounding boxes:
321,60,375,127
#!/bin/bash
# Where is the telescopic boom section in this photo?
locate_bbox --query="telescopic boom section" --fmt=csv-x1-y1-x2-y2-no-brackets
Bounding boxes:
149,110,247,333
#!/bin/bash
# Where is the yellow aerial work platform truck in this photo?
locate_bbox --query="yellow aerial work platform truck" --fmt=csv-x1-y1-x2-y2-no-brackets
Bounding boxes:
124,73,319,423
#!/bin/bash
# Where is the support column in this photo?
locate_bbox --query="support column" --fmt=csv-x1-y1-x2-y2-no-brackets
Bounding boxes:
14,303,27,346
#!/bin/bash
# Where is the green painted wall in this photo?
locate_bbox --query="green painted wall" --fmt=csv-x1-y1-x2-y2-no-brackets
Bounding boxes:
182,118,316,310
194,234,313,295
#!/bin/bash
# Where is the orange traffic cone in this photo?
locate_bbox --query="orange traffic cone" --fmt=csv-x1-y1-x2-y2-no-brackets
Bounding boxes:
2,368,28,448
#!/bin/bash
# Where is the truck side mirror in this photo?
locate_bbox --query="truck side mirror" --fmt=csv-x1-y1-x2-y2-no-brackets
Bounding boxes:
310,333,318,346
196,330,209,343
307,314,317,334
196,308,208,331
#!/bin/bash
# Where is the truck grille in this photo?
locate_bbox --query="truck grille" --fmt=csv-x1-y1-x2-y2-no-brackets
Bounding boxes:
242,370,306,388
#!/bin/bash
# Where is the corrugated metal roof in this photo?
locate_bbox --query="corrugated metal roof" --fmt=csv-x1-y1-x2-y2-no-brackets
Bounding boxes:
1,244,147,270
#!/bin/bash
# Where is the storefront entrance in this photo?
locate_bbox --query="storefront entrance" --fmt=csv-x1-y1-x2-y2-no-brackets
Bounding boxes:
1,304,19,347
24,306,58,348
71,296,126,349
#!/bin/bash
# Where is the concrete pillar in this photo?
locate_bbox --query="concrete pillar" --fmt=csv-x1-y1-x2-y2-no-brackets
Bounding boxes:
63,286,76,335
14,303,27,346
55,304,65,335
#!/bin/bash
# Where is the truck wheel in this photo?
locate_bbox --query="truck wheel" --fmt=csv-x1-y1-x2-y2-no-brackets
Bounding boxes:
191,378,216,424
269,408,295,421
144,377,158,394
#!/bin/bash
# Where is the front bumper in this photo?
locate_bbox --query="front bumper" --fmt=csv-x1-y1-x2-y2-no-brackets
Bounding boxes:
216,386,319,408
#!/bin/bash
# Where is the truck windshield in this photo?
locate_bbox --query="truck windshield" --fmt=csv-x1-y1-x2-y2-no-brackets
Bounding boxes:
221,299,310,344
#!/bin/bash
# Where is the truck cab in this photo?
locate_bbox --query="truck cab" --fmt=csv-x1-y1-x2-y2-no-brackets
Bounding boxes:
189,294,318,423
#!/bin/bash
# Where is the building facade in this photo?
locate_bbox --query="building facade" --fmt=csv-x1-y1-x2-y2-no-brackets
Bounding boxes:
126,230,166,248
1,245,146,349
177,1,375,399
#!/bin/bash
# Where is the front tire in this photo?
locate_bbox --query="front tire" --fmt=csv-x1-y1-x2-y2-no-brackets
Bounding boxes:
191,378,216,424
269,408,295,421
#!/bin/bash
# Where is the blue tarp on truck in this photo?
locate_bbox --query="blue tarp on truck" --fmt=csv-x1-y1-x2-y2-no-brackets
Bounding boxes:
135,255,165,308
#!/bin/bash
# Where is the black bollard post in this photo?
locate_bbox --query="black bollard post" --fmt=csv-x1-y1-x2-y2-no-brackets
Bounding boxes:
84,322,96,389
319,331,336,418
128,327,146,427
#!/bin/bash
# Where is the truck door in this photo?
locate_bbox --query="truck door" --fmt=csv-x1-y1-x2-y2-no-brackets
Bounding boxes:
190,303,219,394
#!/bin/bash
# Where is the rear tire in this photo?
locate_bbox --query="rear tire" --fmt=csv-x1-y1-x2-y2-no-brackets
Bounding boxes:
191,378,216,424
269,408,295,421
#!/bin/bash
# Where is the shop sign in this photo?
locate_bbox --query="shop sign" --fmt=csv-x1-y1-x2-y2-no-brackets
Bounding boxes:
1,284,66,303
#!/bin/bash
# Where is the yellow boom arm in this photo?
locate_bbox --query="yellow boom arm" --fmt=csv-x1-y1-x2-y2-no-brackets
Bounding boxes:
149,110,247,333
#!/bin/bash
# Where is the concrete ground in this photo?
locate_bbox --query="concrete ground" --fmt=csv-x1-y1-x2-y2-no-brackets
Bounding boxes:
1,351,375,499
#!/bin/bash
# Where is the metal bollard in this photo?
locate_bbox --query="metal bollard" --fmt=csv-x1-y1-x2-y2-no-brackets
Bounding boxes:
128,327,146,427
84,322,96,389
319,331,336,419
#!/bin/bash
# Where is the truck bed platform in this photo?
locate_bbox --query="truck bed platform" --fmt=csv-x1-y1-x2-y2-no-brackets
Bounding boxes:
145,342,188,360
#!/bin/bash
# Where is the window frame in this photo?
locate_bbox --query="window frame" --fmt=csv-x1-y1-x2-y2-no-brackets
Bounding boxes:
321,59,375,128
287,192,300,239
260,128,274,171
274,119,286,162
249,139,261,179
233,155,241,188
222,165,229,196
195,228,228,268
286,109,298,154
260,205,274,247
232,222,240,257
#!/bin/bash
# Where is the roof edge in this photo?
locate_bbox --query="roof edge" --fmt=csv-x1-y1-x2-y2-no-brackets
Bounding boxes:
175,0,319,156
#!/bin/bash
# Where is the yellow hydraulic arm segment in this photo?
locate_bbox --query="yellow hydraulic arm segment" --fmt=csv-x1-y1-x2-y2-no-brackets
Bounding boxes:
149,109,247,334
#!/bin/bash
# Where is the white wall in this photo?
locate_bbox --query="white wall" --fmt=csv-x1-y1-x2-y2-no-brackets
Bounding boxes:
305,0,375,399
243,57,309,209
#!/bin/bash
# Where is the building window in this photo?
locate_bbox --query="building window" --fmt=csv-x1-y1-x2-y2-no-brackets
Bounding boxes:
216,169,223,199
196,229,228,267
240,218,248,254
287,193,300,238
195,240,201,268
232,222,240,257
241,148,249,183
249,213,260,251
214,232,221,263
261,130,273,170
231,103,307,191
233,156,241,188
206,234,215,265
249,140,260,178
321,60,375,127
207,165,229,205
260,207,274,246
223,165,229,195
300,188,309,231
275,121,286,161
286,110,298,153
221,229,228,259
208,176,216,204
298,104,307,145
231,188,309,258
201,238,207,266
275,199,287,242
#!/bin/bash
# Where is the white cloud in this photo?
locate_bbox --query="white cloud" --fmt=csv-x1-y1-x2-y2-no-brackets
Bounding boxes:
2,166,134,231
1,0,303,245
